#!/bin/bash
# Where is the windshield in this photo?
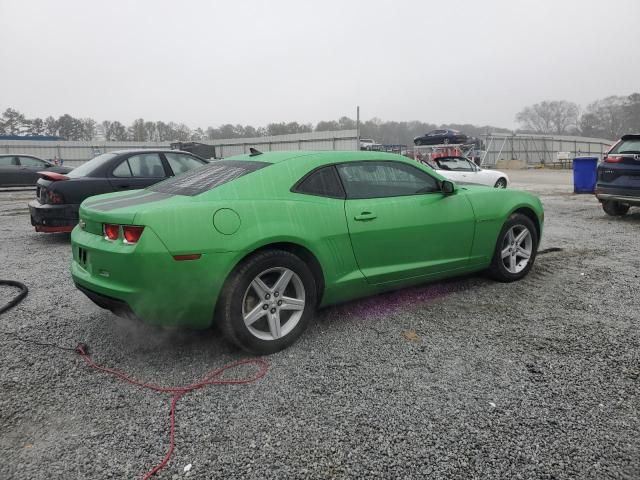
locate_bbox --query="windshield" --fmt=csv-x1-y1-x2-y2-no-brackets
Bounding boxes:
434,157,473,171
67,153,117,178
610,139,640,154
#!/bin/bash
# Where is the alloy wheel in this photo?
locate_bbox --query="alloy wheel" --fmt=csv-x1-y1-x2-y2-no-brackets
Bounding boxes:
501,225,532,274
242,267,306,341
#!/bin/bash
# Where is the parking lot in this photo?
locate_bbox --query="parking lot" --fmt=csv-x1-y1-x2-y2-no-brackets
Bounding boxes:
1,169,638,479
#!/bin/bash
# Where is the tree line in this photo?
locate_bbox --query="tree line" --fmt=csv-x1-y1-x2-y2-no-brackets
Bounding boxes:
516,93,640,139
1,91,638,144
0,108,513,145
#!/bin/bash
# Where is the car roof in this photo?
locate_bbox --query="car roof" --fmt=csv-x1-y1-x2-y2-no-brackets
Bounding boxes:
224,150,411,166
0,153,44,158
106,148,195,155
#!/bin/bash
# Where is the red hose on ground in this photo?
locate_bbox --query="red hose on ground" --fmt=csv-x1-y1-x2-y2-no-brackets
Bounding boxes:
74,344,270,479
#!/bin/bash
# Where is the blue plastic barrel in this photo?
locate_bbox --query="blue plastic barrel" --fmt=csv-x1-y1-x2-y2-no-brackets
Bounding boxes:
572,157,598,193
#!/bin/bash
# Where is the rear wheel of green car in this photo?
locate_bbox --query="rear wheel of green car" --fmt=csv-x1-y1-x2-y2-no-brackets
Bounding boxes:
488,213,538,282
218,250,317,354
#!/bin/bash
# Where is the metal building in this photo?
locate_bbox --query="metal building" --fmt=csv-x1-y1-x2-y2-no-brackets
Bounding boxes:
0,130,358,166
480,133,613,167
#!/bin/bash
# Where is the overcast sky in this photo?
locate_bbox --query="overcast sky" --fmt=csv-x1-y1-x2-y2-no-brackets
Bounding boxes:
1,0,638,130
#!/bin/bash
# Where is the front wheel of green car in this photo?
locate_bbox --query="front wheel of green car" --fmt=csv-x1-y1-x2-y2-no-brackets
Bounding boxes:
217,250,317,354
488,213,538,282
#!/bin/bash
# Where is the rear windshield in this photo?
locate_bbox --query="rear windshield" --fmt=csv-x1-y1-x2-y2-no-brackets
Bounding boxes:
148,160,270,196
610,138,640,154
67,153,117,178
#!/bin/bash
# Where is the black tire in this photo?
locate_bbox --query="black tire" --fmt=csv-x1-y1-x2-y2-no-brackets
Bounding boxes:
494,177,508,189
602,200,629,216
488,213,538,282
217,250,317,355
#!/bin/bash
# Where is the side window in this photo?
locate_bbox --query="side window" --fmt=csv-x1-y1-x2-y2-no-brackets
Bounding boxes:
0,156,18,166
127,153,166,178
165,153,205,176
112,160,132,177
337,161,439,199
294,166,345,199
19,156,46,167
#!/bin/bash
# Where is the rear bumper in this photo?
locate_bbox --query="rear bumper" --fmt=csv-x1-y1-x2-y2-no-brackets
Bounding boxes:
75,283,138,320
71,225,238,329
595,186,640,206
29,200,79,232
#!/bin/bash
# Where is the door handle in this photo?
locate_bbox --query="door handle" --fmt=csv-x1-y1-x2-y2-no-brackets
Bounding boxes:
354,211,377,221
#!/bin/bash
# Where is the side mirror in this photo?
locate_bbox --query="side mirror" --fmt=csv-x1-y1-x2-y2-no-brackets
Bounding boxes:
442,180,455,195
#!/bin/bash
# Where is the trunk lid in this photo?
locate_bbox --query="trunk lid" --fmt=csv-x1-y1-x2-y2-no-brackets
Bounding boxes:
78,190,190,234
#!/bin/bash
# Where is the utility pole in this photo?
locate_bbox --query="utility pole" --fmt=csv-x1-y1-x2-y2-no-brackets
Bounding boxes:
356,106,360,151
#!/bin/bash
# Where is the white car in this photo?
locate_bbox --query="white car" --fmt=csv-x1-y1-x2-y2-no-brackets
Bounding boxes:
426,156,509,188
359,138,383,151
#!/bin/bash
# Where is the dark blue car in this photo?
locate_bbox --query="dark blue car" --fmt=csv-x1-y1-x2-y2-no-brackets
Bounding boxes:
596,134,640,216
413,129,469,146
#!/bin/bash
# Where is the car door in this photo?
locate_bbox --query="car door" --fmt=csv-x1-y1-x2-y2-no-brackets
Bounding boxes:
337,160,475,285
472,165,499,187
0,156,21,186
108,153,169,191
17,156,51,185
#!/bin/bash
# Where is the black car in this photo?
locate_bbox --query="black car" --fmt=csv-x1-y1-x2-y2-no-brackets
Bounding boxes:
169,141,217,160
28,149,207,232
0,154,72,187
595,134,640,216
414,129,469,146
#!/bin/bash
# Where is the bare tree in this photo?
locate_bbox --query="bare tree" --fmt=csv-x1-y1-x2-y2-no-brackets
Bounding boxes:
144,121,158,141
581,96,626,139
129,118,147,141
516,100,579,134
623,93,640,133
81,118,96,140
103,121,128,141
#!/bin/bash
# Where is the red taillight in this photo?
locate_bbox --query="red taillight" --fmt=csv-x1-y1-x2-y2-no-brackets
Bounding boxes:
47,190,65,204
605,156,623,163
123,225,144,243
104,224,120,240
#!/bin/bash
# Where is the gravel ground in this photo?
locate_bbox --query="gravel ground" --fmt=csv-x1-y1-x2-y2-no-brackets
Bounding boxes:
1,172,638,479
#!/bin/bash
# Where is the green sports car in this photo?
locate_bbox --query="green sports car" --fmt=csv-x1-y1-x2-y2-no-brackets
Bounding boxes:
71,150,544,354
